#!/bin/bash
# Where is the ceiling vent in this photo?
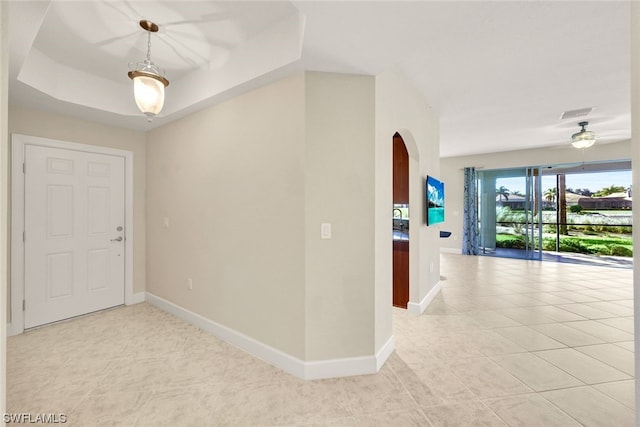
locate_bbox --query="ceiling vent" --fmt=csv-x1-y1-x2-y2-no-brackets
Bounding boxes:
561,107,593,120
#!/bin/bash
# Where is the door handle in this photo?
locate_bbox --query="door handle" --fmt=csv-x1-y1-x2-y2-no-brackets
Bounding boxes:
111,236,123,242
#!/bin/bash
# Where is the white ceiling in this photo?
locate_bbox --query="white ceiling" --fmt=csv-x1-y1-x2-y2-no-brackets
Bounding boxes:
8,1,631,158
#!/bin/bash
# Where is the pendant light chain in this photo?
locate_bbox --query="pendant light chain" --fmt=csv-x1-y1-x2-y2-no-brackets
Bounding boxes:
146,30,152,62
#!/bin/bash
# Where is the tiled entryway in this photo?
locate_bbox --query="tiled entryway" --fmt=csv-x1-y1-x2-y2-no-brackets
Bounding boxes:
6,253,635,426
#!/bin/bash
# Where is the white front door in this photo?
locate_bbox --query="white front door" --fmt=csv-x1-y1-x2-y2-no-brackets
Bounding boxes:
24,145,125,328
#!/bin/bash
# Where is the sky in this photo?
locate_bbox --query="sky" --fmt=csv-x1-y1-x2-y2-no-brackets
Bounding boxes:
496,170,631,195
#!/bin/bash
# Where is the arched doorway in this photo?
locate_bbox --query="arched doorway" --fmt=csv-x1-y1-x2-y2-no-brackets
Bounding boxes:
392,133,409,308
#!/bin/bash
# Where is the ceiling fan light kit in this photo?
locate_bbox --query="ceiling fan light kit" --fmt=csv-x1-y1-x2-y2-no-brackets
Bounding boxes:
128,20,169,121
571,121,596,149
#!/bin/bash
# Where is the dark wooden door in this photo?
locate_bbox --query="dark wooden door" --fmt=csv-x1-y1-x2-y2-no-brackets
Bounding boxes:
393,134,409,204
393,240,409,308
392,133,409,308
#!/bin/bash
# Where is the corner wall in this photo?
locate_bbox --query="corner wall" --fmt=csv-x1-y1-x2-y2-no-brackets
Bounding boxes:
304,72,375,360
145,71,391,373
375,69,441,343
440,140,632,252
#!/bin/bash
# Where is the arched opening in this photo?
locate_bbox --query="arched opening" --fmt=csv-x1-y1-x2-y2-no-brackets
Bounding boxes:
392,132,409,308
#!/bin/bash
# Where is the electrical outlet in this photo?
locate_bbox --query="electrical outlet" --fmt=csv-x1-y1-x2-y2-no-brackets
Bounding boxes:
429,262,434,273
187,278,193,291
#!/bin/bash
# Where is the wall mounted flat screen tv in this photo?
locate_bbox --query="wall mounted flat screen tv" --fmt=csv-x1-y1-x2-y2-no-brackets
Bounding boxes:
426,176,445,226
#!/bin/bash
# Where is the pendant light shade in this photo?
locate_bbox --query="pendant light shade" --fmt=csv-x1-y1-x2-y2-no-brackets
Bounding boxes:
128,20,169,120
571,121,596,149
129,71,168,116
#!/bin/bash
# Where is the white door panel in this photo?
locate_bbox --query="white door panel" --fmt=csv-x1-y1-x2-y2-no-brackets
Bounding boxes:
24,145,125,328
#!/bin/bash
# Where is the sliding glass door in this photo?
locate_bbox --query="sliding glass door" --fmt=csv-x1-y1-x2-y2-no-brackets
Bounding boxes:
477,167,542,260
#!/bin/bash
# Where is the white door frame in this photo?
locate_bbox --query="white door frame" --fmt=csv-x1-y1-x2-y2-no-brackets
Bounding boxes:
9,134,134,336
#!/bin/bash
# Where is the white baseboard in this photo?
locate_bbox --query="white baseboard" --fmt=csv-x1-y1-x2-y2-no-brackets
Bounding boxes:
130,292,146,305
375,335,395,370
304,354,375,379
145,292,391,380
440,247,461,254
304,335,395,380
407,281,442,315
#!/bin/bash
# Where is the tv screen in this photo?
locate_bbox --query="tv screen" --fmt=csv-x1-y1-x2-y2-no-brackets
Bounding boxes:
426,176,444,226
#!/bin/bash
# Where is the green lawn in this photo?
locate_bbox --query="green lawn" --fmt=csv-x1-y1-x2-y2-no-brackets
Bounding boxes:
496,233,632,257
495,207,633,257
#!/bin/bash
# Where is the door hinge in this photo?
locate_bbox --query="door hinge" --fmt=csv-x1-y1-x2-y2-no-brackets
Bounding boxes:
23,231,25,242
22,300,25,311
22,162,25,174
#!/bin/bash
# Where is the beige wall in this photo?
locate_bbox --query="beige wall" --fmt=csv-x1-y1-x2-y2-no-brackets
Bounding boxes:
146,72,381,361
304,72,375,360
8,106,147,295
375,69,441,348
440,140,632,252
146,73,307,359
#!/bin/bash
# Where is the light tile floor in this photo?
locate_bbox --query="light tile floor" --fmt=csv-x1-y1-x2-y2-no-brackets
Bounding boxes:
7,253,635,426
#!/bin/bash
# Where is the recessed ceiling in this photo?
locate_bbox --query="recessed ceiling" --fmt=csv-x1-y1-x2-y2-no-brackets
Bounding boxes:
8,1,631,158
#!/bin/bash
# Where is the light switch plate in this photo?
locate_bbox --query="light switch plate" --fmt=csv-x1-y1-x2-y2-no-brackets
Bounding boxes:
163,217,170,228
321,223,331,239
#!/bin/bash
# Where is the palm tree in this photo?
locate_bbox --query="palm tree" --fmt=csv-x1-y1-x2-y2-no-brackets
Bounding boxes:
544,187,557,204
496,186,510,202
594,185,626,197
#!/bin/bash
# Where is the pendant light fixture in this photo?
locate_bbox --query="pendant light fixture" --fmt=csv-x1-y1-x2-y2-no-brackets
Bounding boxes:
128,20,169,121
571,121,596,149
